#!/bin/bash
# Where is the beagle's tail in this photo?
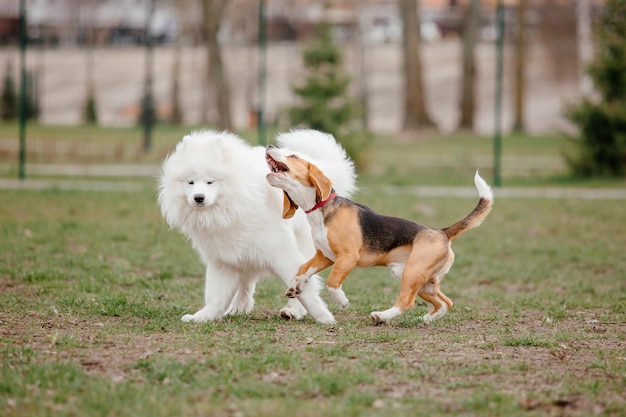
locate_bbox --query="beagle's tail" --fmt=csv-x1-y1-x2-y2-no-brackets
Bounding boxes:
442,171,494,241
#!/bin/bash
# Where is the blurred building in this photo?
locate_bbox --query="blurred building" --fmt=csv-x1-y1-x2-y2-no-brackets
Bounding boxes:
0,0,523,47
0,0,606,132
0,0,179,46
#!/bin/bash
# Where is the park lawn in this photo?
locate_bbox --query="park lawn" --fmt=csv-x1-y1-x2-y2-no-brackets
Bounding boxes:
1,186,625,417
360,132,613,187
6,122,625,188
0,123,270,166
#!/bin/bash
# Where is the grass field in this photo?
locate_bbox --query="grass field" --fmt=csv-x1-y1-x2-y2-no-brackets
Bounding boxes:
0,123,208,166
2,123,626,189
1,173,625,416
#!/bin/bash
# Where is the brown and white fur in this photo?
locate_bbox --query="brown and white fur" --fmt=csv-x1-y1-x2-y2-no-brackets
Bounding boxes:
265,146,493,324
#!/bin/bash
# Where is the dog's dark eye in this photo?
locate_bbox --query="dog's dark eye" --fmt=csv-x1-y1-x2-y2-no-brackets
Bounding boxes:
207,181,214,185
288,154,298,159
187,180,194,185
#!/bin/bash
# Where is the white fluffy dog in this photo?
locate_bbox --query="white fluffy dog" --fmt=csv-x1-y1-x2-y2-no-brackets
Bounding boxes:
158,129,356,324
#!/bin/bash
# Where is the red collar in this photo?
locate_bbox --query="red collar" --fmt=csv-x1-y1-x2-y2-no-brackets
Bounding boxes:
305,191,337,214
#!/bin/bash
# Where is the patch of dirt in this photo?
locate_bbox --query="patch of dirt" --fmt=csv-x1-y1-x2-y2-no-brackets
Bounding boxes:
376,310,625,415
2,306,625,415
1,311,205,383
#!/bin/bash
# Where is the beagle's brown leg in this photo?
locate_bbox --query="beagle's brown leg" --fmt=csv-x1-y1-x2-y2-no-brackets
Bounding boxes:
371,258,429,325
325,255,359,310
418,252,455,323
417,282,453,323
371,234,448,325
285,250,334,298
371,271,423,325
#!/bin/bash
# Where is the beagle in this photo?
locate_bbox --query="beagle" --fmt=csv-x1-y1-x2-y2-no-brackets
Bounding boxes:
265,145,493,324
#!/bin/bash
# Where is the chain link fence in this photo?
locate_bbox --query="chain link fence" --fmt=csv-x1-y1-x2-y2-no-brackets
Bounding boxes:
0,0,593,178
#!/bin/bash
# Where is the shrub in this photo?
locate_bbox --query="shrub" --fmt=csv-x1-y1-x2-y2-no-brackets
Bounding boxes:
289,23,370,169
1,62,17,120
83,87,98,125
24,70,40,121
0,63,39,121
565,0,626,177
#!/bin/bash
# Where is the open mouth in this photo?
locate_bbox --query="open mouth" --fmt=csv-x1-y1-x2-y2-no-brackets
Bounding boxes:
266,153,289,173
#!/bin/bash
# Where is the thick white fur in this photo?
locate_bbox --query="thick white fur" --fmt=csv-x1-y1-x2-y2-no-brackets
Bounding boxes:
276,130,357,197
158,129,356,324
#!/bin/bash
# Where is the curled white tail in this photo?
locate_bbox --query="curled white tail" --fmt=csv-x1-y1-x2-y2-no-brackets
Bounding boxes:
443,171,494,241
474,170,494,201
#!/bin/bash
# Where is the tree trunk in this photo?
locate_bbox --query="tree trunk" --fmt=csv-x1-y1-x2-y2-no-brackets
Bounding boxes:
354,2,369,130
458,0,480,130
576,0,593,96
512,0,527,132
400,0,436,130
202,0,232,130
169,1,184,125
170,39,183,124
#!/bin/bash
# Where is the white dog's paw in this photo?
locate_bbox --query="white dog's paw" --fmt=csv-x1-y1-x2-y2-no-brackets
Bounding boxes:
287,305,336,325
226,284,256,316
279,299,307,320
181,313,202,323
226,297,255,316
226,305,252,316
315,313,337,326
279,307,302,320
181,307,221,323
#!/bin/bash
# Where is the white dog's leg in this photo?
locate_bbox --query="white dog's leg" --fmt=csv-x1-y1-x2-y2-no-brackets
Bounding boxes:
182,263,239,323
296,274,336,325
272,263,335,325
226,279,257,315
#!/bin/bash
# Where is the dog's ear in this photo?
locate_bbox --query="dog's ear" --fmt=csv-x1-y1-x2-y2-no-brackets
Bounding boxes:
282,192,298,219
308,164,333,202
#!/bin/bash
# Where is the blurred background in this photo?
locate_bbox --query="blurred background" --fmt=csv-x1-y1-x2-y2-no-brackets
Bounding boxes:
0,0,622,183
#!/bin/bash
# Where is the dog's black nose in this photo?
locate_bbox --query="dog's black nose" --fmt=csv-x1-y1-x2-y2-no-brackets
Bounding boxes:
266,145,275,149
194,194,205,204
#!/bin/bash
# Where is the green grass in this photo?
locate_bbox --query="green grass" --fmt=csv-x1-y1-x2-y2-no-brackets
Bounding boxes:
1,182,625,416
0,123,272,168
360,131,626,187
2,123,626,187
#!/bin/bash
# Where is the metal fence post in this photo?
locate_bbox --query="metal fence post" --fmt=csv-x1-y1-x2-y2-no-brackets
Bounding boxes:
258,0,267,146
18,0,27,180
142,0,155,153
493,0,505,187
